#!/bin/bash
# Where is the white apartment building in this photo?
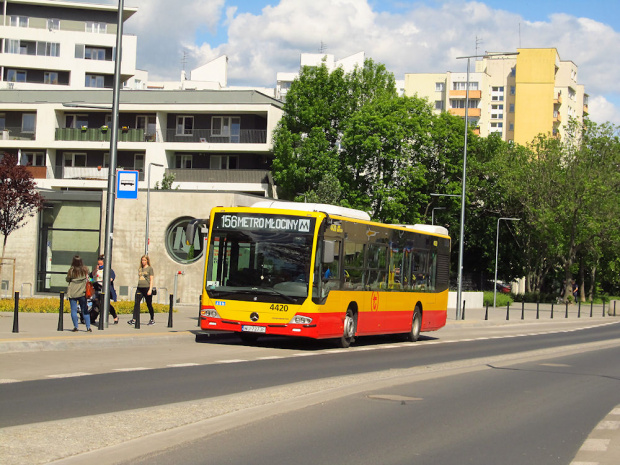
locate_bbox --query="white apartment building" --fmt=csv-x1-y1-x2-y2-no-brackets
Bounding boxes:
0,0,283,303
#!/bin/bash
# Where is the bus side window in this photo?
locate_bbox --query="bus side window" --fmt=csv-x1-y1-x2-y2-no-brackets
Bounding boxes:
322,240,341,294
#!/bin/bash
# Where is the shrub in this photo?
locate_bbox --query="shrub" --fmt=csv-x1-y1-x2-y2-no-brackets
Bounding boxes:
0,297,172,314
483,291,514,307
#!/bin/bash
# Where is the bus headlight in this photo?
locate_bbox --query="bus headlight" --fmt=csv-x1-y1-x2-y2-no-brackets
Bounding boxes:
289,315,313,325
201,307,221,318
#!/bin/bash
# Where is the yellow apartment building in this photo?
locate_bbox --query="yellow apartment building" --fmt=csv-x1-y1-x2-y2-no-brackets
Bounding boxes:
404,48,588,145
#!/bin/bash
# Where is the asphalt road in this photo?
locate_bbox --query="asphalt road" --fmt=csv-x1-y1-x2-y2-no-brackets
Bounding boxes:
123,344,620,465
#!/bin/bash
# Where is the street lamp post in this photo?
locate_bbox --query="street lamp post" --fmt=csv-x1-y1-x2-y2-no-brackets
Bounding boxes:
455,51,519,319
494,217,520,307
431,207,445,225
145,162,163,256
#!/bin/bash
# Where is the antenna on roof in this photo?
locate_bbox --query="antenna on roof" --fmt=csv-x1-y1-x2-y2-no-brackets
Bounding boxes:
181,50,188,81
319,41,328,54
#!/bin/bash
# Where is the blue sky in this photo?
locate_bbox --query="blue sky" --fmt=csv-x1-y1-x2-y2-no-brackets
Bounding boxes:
95,0,620,124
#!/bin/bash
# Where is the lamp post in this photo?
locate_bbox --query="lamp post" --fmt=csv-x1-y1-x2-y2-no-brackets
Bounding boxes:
145,162,163,256
431,207,445,225
455,51,519,320
494,217,520,307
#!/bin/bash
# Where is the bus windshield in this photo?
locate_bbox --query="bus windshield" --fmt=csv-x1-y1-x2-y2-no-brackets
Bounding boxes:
206,213,317,303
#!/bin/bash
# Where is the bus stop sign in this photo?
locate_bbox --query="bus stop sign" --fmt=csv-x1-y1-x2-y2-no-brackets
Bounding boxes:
117,170,139,199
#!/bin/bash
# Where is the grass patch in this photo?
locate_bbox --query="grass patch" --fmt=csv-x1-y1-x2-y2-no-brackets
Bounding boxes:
482,291,514,307
0,297,172,314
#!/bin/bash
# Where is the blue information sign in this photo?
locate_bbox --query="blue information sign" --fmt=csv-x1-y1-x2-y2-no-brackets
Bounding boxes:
116,170,139,199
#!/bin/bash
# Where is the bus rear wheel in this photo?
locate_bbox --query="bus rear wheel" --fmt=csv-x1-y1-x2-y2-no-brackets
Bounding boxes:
337,308,356,348
405,307,422,342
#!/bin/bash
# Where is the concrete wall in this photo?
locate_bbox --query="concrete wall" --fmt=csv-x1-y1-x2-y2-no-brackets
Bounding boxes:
448,291,484,309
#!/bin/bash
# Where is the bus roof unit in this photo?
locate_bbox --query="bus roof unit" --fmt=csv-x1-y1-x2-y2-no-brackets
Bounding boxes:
251,201,371,221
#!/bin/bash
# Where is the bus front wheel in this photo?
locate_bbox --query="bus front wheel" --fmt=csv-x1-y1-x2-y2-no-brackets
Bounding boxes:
337,308,356,348
405,307,422,342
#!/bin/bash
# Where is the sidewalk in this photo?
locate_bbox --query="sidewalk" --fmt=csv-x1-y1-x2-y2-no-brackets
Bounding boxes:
0,301,617,353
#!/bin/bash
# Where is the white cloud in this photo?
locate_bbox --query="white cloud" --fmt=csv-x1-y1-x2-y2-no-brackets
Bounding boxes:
79,0,620,125
588,96,620,126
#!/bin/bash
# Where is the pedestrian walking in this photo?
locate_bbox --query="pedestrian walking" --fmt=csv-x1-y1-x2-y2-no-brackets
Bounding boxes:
66,255,92,332
128,255,155,326
90,255,119,324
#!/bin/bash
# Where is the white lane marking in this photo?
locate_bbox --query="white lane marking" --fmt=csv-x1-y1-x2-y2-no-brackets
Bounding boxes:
596,421,620,430
256,356,285,360
113,367,151,372
580,438,610,451
0,379,20,384
47,372,91,378
167,363,199,368
214,359,247,364
292,353,317,357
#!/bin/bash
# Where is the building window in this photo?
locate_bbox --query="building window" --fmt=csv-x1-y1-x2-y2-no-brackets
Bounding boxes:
210,155,238,170
22,113,36,133
85,22,107,33
435,82,444,92
490,122,503,134
65,114,89,128
509,123,514,131
85,47,106,60
510,86,515,95
64,153,87,167
212,116,240,142
4,39,20,54
37,42,60,57
509,103,515,113
176,116,194,135
47,18,60,30
450,99,477,109
435,101,443,111
10,16,29,27
134,154,144,173
85,74,105,88
491,104,503,119
453,81,478,90
7,69,27,82
44,72,59,84
22,152,45,166
176,154,193,169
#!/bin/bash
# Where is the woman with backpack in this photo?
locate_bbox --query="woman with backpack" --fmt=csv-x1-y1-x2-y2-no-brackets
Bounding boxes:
66,255,92,332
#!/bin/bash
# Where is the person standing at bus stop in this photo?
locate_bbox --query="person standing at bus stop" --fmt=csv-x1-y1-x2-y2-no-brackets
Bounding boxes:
128,255,155,326
91,254,119,324
66,255,91,332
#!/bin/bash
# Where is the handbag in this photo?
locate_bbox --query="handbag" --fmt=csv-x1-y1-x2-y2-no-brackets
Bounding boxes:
151,287,157,296
85,280,95,299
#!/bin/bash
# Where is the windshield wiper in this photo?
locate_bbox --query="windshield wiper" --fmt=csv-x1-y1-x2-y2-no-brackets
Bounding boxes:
252,287,298,303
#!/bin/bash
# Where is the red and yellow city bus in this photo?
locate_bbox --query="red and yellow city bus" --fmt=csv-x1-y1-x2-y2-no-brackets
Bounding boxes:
197,201,451,347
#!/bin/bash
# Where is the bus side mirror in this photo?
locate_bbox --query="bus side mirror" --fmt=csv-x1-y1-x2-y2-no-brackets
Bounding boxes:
322,240,335,264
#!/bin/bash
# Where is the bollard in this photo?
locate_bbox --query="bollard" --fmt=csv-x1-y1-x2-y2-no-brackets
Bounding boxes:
578,301,581,318
462,300,466,320
57,292,64,331
565,302,569,318
521,301,525,320
551,302,554,319
615,301,617,317
198,294,202,327
167,293,174,328
135,305,141,329
602,301,606,317
484,303,489,320
590,300,593,318
12,291,19,333
98,301,104,331
536,301,540,319
506,302,510,320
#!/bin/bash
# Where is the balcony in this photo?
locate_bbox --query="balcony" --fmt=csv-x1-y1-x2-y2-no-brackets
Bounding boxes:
1,127,36,140
554,91,562,105
164,129,267,144
25,166,48,179
166,168,273,185
55,127,147,142
449,90,482,99
449,108,482,118
553,111,561,123
56,166,145,181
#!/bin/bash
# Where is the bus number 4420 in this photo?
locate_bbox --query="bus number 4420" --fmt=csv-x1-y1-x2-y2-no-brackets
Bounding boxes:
270,304,289,312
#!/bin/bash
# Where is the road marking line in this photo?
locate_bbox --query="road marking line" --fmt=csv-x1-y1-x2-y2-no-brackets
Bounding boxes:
292,353,316,357
47,372,92,378
167,363,199,367
214,359,247,364
113,367,151,372
256,356,284,360
580,438,610,451
0,379,20,384
596,420,620,430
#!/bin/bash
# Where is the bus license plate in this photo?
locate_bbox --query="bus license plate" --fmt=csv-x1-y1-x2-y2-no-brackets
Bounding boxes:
242,325,266,333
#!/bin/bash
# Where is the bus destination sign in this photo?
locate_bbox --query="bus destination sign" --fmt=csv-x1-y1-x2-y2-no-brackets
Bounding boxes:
217,214,314,234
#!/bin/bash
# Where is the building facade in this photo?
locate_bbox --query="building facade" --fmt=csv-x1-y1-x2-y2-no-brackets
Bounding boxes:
404,48,588,145
0,1,283,303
